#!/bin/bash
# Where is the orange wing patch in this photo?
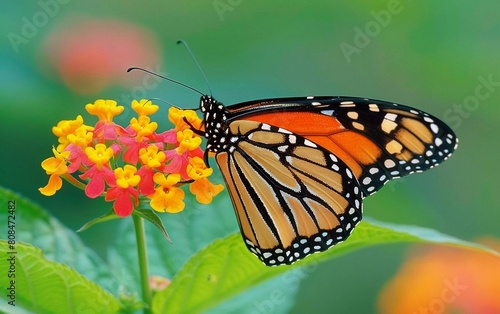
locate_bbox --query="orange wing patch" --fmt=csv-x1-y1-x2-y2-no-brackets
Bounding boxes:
242,111,382,178
244,111,343,136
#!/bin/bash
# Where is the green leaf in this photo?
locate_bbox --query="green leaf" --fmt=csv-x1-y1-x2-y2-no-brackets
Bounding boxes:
134,206,171,243
0,186,120,295
77,208,121,232
0,241,120,314
152,219,496,314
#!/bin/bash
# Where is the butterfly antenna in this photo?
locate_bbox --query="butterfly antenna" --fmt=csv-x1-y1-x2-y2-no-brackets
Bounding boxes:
144,97,183,110
177,40,213,96
127,67,204,96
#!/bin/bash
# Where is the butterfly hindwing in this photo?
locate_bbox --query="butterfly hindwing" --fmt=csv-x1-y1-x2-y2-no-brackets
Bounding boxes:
215,120,363,266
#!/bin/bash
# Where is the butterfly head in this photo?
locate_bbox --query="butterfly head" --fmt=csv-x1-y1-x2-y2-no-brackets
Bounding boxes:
200,95,230,153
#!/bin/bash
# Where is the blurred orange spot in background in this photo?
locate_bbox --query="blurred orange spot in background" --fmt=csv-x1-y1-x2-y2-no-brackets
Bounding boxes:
41,18,161,94
378,238,500,314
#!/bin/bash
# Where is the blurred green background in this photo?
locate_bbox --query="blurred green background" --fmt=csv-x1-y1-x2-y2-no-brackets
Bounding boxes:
1,1,499,313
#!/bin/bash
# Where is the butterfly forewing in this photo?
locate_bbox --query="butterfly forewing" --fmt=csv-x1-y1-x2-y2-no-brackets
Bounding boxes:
226,96,458,197
215,120,362,266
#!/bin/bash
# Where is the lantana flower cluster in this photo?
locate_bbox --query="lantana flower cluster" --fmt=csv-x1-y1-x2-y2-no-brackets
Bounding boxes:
39,99,224,217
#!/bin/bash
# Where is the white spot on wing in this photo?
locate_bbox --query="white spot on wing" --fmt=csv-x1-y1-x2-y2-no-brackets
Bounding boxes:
384,159,396,169
347,111,359,120
385,113,397,121
304,139,317,147
261,124,271,131
369,104,380,112
352,122,365,130
430,123,439,134
346,168,353,179
340,102,356,107
278,128,292,134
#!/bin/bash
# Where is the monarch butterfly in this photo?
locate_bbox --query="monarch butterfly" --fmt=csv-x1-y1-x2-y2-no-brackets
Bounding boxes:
195,95,458,266
128,65,458,266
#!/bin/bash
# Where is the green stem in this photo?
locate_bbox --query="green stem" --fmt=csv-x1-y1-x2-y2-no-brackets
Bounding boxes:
133,214,152,314
62,173,87,190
